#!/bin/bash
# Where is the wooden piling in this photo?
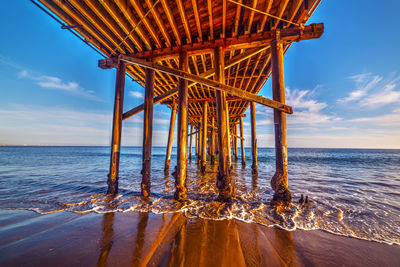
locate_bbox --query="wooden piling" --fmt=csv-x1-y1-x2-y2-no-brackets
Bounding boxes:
250,102,258,175
271,30,291,205
165,101,177,173
210,118,216,164
107,61,126,196
239,117,246,167
233,124,238,160
214,47,233,201
189,124,193,160
201,102,208,172
141,68,155,198
174,51,189,200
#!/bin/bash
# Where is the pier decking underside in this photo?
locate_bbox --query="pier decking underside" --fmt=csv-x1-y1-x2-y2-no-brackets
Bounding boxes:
36,0,320,126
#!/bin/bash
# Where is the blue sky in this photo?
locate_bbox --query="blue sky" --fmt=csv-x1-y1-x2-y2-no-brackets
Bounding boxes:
1,1,399,148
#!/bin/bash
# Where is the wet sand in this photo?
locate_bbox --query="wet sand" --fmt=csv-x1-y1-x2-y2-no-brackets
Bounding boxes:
0,210,399,266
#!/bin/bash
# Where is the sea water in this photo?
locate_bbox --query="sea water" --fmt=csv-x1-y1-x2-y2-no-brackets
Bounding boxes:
0,146,399,245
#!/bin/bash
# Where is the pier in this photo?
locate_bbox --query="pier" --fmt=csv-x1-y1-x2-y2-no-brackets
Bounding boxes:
34,0,324,205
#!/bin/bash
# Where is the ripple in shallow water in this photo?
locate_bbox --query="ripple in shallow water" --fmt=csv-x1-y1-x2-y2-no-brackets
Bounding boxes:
0,146,399,245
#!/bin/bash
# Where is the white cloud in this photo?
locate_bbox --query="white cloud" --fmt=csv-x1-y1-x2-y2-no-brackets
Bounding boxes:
129,91,144,99
17,70,100,101
285,88,340,125
338,73,382,103
337,72,400,107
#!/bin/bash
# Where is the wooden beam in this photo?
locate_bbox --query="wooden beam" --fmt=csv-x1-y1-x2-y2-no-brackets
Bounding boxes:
271,31,291,205
107,61,126,196
250,101,258,174
117,55,293,114
191,0,203,41
144,0,172,47
191,114,246,118
188,130,199,136
160,0,181,46
239,117,246,166
118,46,269,120
129,0,163,48
207,0,214,40
164,101,177,173
245,0,258,34
176,0,192,44
175,51,188,200
201,102,208,173
123,23,324,60
141,68,155,198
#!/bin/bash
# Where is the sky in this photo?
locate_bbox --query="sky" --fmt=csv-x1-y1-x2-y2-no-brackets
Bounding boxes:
0,1,399,148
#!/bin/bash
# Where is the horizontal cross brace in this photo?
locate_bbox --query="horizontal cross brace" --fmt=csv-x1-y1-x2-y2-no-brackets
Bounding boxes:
117,55,293,114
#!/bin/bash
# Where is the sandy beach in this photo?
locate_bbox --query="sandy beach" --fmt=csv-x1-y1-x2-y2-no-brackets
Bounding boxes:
0,209,398,266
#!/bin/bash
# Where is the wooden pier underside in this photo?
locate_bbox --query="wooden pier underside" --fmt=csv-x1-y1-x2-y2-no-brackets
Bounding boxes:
34,0,323,202
36,0,322,127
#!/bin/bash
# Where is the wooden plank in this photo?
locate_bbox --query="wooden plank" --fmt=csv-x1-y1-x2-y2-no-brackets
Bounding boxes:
176,0,192,44
160,0,181,45
117,55,293,114
108,61,126,196
258,0,273,32
191,0,203,41
175,51,189,200
127,23,324,60
164,101,177,172
129,0,163,48
144,0,172,47
245,0,258,34
270,31,291,204
141,68,155,198
207,0,214,40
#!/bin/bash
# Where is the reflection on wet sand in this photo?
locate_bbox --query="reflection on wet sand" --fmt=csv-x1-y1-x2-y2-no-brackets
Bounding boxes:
97,213,114,267
96,210,297,266
0,210,399,266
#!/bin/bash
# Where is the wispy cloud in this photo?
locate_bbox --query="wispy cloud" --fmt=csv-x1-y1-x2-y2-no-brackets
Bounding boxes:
286,88,340,125
129,91,144,99
337,72,400,107
338,73,382,103
349,108,400,126
18,70,100,101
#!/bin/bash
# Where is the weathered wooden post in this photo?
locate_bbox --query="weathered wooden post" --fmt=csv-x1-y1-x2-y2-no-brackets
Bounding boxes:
239,117,246,167
250,102,258,175
271,30,291,205
199,121,203,165
210,118,216,164
215,47,233,201
175,51,189,200
196,128,199,157
189,124,193,160
141,68,155,197
233,124,238,160
164,101,177,173
107,61,126,196
201,102,208,172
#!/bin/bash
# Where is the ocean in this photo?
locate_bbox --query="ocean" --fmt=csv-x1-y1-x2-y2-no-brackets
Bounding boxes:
0,146,399,246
